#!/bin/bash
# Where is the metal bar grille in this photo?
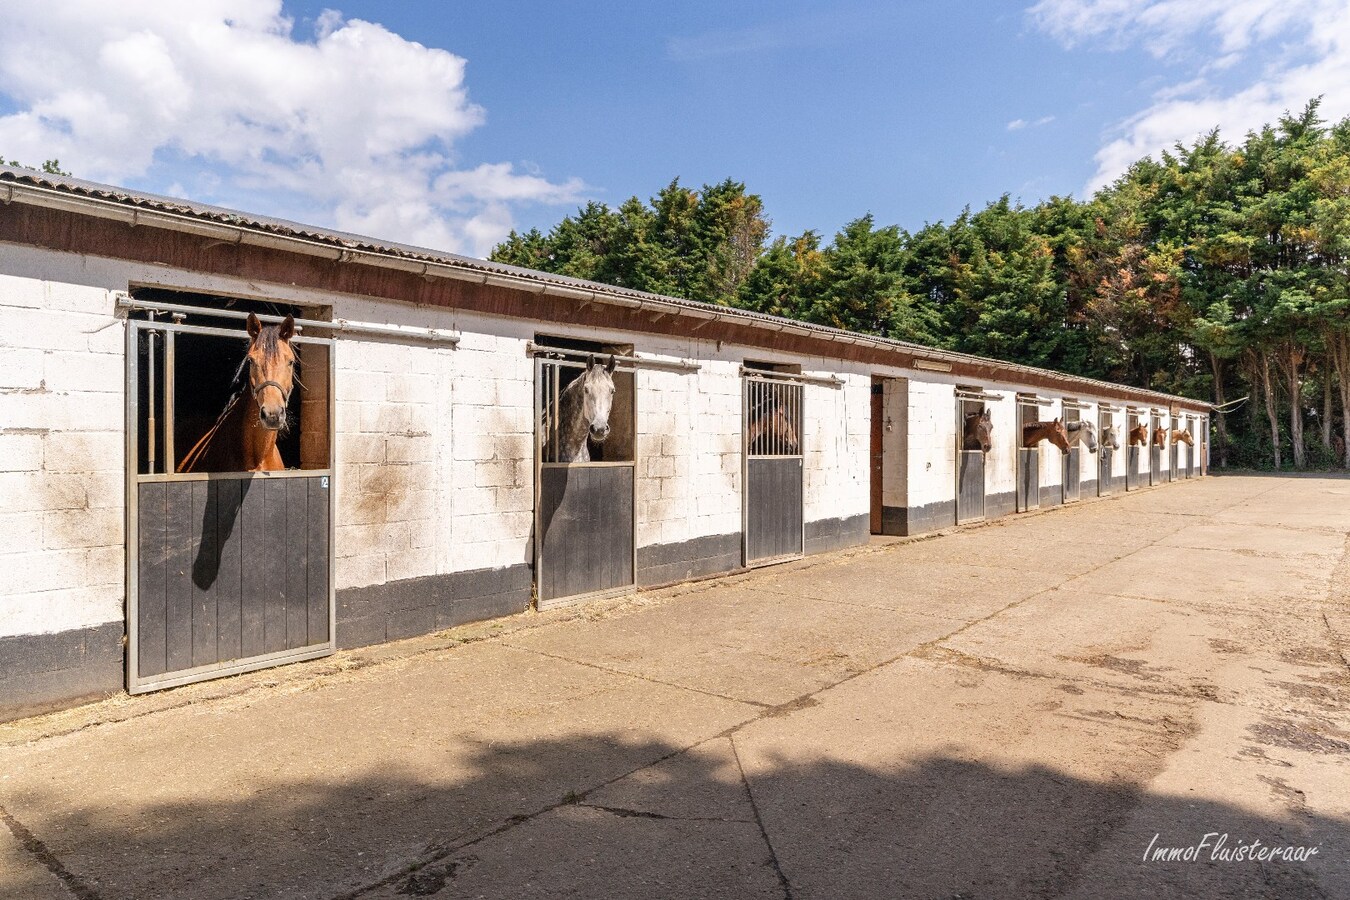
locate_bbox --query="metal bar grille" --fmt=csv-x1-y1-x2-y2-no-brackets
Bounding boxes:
746,377,804,458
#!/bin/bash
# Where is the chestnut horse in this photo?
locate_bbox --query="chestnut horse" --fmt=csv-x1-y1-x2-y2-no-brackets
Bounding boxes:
1022,419,1070,453
1170,428,1194,446
1127,423,1149,446
178,313,297,473
1151,426,1167,448
963,410,993,453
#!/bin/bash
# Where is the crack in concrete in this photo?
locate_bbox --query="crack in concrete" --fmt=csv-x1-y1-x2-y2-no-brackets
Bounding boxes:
578,802,755,825
729,735,794,900
0,804,101,900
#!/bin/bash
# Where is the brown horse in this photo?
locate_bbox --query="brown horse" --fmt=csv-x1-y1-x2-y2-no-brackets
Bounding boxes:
178,313,297,473
962,409,993,453
1151,426,1167,448
1022,419,1070,453
748,394,800,455
1170,428,1194,446
1127,423,1149,446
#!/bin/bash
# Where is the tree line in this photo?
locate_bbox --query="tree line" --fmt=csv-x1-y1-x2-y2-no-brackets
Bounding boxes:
493,100,1350,471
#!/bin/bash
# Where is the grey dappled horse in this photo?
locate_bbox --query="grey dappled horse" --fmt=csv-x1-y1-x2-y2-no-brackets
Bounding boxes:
1066,420,1099,453
548,355,617,463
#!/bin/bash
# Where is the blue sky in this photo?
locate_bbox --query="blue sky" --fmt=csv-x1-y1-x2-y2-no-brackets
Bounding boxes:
1,1,1346,256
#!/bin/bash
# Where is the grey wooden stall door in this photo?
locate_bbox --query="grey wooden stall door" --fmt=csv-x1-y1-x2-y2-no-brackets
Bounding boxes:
1098,445,1113,496
128,314,334,695
1150,444,1161,486
136,476,330,681
1126,447,1140,491
744,376,805,565
537,466,635,603
957,451,985,524
1064,448,1081,502
1018,448,1040,511
746,457,805,561
533,355,637,607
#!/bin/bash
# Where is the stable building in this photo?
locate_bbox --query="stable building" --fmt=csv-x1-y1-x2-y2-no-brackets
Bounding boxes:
0,168,1211,720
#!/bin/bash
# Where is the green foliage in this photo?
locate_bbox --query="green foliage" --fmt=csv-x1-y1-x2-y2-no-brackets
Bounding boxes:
494,99,1350,469
2,156,70,176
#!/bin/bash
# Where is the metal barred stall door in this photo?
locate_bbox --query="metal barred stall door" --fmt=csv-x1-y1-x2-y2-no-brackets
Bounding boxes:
956,389,994,525
1062,401,1082,503
1155,412,1166,485
534,350,638,608
1017,396,1049,512
743,370,806,566
1126,411,1141,491
1187,417,1197,478
125,302,335,694
1098,407,1117,497
1167,415,1178,483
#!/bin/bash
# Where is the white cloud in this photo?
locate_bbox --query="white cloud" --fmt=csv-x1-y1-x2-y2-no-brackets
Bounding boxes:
1027,0,1350,192
1008,115,1056,131
0,1,584,257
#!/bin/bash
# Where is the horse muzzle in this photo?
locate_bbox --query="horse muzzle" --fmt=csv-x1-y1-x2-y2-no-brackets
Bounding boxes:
258,407,286,431
589,424,611,442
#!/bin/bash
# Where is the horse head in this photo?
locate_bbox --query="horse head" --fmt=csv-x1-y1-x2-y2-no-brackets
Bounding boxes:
1152,427,1166,447
1128,423,1148,446
1107,425,1121,450
963,409,993,453
1046,418,1071,454
581,354,618,444
1173,429,1194,447
1073,420,1099,453
245,312,296,432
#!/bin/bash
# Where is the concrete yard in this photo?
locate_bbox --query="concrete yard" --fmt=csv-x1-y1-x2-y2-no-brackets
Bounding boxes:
2,474,1348,899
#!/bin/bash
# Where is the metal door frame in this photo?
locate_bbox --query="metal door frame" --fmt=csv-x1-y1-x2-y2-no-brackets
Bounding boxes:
955,388,998,525
1149,411,1162,486
1062,400,1083,503
125,312,336,694
1098,405,1119,497
742,369,812,567
1017,395,1051,512
1126,408,1142,491
533,351,639,609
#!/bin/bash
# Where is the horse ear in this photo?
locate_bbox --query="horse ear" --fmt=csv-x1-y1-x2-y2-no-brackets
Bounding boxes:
605,354,617,373
246,312,261,339
587,353,597,370
278,314,295,341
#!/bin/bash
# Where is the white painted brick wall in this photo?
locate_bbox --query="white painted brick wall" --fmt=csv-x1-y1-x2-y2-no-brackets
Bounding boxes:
0,271,124,638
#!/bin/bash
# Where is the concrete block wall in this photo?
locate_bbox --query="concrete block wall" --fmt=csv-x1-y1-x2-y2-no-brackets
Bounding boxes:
328,299,534,647
0,269,126,718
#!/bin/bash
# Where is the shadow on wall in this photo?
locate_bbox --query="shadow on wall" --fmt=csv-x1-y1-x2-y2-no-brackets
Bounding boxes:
5,733,1342,900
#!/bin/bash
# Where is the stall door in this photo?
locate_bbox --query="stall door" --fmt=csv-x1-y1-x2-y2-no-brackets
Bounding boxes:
127,311,333,694
956,396,987,524
1063,406,1081,503
1126,415,1141,491
1097,410,1114,497
535,355,636,608
744,374,804,565
1149,415,1162,486
1017,402,1041,511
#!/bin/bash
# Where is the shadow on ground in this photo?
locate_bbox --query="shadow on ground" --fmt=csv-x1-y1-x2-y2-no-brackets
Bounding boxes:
5,732,1342,900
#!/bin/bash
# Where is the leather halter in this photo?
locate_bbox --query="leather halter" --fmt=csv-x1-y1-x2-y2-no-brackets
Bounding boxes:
252,377,292,405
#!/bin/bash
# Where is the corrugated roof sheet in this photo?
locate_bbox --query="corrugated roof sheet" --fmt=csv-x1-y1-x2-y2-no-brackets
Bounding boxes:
0,165,1208,410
